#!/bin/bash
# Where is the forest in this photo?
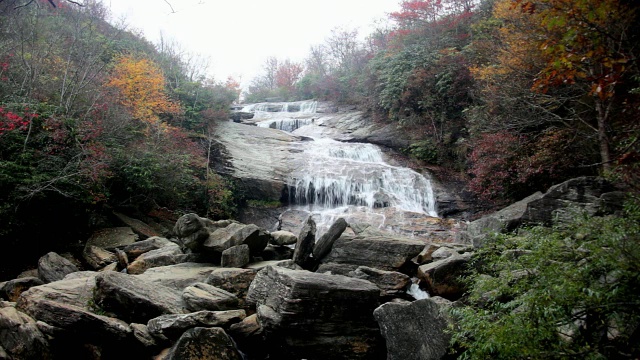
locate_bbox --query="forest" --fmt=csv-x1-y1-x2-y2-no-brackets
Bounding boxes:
0,0,638,269
1,0,639,357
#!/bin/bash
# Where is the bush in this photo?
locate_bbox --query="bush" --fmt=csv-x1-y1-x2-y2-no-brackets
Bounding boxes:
451,198,640,359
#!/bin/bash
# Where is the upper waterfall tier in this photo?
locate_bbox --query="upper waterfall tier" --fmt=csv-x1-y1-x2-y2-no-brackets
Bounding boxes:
242,100,317,114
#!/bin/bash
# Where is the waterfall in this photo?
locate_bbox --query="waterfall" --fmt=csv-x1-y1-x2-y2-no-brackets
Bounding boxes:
242,100,317,113
257,118,315,132
288,138,437,217
242,100,438,236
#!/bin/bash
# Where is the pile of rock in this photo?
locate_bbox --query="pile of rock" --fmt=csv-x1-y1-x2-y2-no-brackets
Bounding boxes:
1,210,475,360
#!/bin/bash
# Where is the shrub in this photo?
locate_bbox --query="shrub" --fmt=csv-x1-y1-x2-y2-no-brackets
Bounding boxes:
451,198,640,359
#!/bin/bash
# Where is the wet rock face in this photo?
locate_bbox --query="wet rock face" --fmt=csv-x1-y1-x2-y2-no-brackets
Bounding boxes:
247,265,384,360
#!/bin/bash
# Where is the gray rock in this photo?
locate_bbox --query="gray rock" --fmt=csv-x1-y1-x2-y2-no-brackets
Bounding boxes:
182,283,239,312
0,306,50,359
126,244,184,275
228,313,262,339
93,272,185,323
16,297,131,343
113,211,160,239
83,245,117,270
313,217,347,261
322,235,425,271
165,327,242,360
247,266,383,359
228,314,266,359
269,230,297,246
260,244,294,261
292,216,316,269
121,236,174,260
212,120,299,202
430,247,457,261
37,252,79,283
130,323,162,350
147,310,246,339
467,177,623,247
86,227,138,250
204,223,270,256
315,262,359,276
16,276,96,311
135,263,218,291
99,262,119,272
0,277,44,302
351,266,411,298
246,260,302,271
373,298,451,360
523,176,623,224
173,213,212,252
205,268,256,309
417,253,473,299
221,244,250,268
414,243,440,264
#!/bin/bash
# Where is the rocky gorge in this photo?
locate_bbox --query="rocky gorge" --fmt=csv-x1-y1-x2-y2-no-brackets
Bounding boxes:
0,101,629,359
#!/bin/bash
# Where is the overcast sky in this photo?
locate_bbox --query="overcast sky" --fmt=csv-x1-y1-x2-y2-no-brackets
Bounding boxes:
106,0,400,88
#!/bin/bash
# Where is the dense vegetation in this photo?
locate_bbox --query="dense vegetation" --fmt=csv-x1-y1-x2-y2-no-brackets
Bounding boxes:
246,0,640,207
0,0,239,277
451,199,640,358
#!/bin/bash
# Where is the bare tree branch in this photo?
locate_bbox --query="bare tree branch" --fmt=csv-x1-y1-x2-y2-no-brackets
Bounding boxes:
163,0,176,14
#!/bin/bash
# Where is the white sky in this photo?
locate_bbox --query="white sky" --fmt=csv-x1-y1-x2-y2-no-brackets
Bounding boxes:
106,0,400,88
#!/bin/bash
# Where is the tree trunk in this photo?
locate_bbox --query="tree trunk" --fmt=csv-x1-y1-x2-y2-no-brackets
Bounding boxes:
595,98,611,172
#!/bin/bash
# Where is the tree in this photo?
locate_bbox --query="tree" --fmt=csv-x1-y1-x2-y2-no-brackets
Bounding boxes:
451,199,640,358
107,55,180,130
520,0,638,172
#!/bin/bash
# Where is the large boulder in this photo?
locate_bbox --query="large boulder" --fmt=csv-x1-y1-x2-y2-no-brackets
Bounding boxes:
113,211,160,239
350,266,411,298
313,217,348,261
205,268,256,309
0,305,50,360
292,216,316,269
147,310,246,339
135,263,218,291
417,253,473,299
246,266,384,359
126,244,185,275
85,227,138,250
82,245,117,270
523,176,625,224
182,283,239,312
221,244,250,268
467,176,625,247
121,236,175,260
173,213,213,252
164,327,242,360
269,230,297,246
0,277,44,302
373,298,452,360
16,276,96,311
204,223,270,256
212,120,299,202
93,272,185,323
321,235,425,272
37,252,79,283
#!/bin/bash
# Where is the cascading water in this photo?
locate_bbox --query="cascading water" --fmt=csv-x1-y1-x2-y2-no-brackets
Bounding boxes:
288,138,437,216
248,100,319,132
242,100,438,237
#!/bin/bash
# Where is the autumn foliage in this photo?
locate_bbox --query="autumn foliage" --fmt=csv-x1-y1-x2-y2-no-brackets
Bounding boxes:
107,55,181,129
